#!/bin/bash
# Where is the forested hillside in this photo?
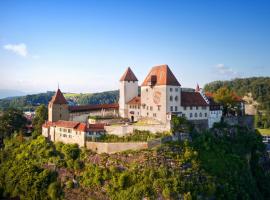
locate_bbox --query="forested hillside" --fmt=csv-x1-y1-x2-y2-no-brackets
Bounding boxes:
0,125,269,199
204,77,270,110
0,90,119,111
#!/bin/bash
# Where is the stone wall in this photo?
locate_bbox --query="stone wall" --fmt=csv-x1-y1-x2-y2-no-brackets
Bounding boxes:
86,141,148,154
104,123,171,136
224,116,254,129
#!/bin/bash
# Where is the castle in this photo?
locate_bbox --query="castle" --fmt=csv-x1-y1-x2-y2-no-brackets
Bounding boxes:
42,64,224,146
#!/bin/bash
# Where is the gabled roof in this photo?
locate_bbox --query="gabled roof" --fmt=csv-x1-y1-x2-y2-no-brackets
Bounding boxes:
69,103,119,113
88,123,105,131
141,65,181,86
49,89,68,104
42,120,87,132
181,92,208,106
120,67,138,81
127,96,141,105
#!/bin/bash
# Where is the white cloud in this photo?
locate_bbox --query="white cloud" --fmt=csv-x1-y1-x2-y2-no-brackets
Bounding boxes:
3,43,28,57
215,64,238,77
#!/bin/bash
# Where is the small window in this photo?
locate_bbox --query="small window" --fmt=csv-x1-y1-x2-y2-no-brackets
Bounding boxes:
170,96,173,101
147,112,149,116
146,89,148,92
195,113,198,118
153,113,157,117
205,113,207,117
150,106,153,111
158,105,161,111
199,113,202,117
190,106,193,110
175,96,178,101
182,113,185,117
175,106,178,111
196,106,198,110
170,106,173,112
175,88,178,92
170,88,173,92
190,113,193,118
184,106,186,110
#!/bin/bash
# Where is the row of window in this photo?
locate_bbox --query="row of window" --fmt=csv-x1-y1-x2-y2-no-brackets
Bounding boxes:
188,112,207,118
142,105,161,111
59,128,72,133
183,106,207,110
169,96,179,101
146,112,157,117
130,105,140,109
60,133,72,138
170,106,178,112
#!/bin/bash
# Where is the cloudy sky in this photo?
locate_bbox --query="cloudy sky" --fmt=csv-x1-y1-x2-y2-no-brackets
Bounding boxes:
0,0,270,94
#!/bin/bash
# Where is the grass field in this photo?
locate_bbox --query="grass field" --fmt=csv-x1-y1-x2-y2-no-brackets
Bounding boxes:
257,128,270,136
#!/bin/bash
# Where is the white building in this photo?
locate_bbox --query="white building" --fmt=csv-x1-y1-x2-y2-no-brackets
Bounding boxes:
120,65,223,128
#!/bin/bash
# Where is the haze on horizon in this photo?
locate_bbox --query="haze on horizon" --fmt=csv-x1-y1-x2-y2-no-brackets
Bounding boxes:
0,0,270,95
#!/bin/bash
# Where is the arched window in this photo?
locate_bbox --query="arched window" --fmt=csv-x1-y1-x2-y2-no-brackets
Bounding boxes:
199,113,202,117
195,113,198,118
190,113,193,118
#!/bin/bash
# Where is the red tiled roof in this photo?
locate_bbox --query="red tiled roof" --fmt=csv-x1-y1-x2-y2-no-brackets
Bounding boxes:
120,67,138,81
141,65,181,86
181,92,208,106
127,96,141,105
49,89,68,104
88,123,105,131
69,103,119,113
42,120,87,132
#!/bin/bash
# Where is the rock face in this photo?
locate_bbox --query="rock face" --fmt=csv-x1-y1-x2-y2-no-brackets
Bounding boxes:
243,93,259,115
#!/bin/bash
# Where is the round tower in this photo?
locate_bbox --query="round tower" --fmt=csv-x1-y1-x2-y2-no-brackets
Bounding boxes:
119,67,139,118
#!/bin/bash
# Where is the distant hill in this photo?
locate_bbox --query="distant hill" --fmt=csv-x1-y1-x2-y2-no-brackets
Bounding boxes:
204,77,270,110
0,90,119,111
0,89,26,99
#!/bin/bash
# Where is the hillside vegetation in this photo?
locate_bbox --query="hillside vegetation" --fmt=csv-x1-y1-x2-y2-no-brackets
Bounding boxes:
0,125,270,200
0,90,119,111
204,77,270,110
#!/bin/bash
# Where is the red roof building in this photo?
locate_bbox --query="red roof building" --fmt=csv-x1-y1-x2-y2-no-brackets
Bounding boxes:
127,96,141,105
120,67,138,81
49,89,68,104
181,92,208,107
141,65,181,86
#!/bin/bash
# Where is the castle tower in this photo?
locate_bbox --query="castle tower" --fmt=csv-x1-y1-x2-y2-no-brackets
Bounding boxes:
48,88,69,122
119,67,138,118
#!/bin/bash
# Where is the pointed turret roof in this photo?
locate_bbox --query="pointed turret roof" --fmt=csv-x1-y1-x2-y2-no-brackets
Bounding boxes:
141,64,181,86
195,83,200,92
120,67,138,81
49,89,68,104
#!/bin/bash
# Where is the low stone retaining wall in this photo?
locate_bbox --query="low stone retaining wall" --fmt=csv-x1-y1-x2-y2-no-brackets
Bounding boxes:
104,124,171,136
85,136,175,154
86,141,149,154
224,116,254,129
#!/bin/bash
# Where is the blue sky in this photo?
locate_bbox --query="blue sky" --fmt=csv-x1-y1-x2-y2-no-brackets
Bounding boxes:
0,0,270,93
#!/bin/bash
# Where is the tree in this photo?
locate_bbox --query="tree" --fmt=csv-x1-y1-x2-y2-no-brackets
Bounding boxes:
0,108,27,139
213,87,238,116
32,104,48,135
171,115,192,133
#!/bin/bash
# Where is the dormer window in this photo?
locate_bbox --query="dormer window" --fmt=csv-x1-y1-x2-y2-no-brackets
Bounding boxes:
148,75,157,86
